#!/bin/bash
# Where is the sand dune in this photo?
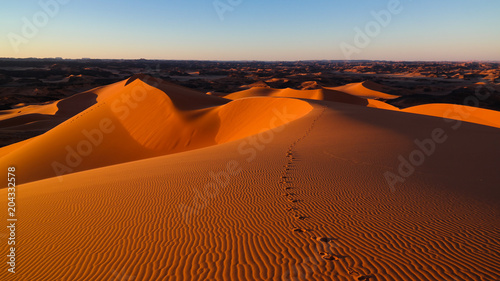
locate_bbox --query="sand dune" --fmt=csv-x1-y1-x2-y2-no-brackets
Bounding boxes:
403,103,500,128
0,86,98,130
327,81,400,100
0,80,128,149
1,76,499,280
0,79,140,134
0,75,311,184
224,83,404,111
225,87,369,106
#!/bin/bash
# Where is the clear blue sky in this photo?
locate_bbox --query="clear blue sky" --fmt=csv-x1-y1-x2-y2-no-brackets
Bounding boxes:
1,0,499,61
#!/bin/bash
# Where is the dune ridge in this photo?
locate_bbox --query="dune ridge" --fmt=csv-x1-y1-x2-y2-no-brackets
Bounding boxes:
327,81,400,100
224,87,369,106
403,103,500,128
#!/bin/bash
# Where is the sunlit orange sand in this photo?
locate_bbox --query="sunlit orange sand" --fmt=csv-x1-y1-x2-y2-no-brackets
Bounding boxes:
1,76,499,280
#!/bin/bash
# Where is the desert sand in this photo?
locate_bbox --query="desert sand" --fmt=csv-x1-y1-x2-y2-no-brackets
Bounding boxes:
403,103,500,129
327,81,400,100
0,75,499,280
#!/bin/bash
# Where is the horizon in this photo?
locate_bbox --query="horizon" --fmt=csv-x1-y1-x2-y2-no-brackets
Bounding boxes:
1,57,500,64
1,0,500,61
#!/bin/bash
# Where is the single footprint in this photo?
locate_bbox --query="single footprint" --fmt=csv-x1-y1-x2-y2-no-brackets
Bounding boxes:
310,236,337,243
319,252,339,261
292,227,309,233
320,252,348,261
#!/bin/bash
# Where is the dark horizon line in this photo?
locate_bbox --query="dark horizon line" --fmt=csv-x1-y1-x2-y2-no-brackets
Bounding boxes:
0,57,499,64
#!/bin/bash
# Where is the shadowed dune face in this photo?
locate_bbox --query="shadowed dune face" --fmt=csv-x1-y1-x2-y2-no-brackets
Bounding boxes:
0,76,312,184
0,91,99,147
126,73,229,110
55,92,98,116
0,91,98,131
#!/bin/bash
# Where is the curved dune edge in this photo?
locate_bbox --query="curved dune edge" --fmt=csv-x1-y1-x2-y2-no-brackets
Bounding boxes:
327,81,400,100
403,103,500,129
0,103,59,122
225,87,369,106
0,81,127,133
1,102,498,280
0,79,312,185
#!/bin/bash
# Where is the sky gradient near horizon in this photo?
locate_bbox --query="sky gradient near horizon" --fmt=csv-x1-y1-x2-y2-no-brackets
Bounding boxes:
1,0,499,61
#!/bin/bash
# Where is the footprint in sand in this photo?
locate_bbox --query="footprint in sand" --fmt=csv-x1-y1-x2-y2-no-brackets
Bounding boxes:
319,252,339,261
293,214,307,220
292,227,309,233
310,236,338,244
319,252,347,261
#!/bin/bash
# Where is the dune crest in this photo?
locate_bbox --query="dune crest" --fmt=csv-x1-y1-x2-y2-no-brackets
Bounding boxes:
0,76,312,184
328,81,400,100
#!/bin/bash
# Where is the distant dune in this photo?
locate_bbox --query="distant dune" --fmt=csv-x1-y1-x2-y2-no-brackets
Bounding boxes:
225,87,369,106
0,75,499,280
403,103,500,128
327,81,400,100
